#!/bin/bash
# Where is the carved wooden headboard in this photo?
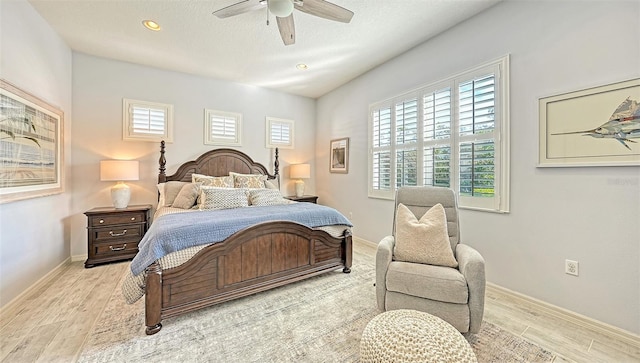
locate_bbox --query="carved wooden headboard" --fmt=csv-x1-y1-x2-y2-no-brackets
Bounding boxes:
157,141,279,184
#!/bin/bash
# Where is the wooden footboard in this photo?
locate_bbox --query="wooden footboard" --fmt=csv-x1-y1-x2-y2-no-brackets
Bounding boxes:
144,221,352,335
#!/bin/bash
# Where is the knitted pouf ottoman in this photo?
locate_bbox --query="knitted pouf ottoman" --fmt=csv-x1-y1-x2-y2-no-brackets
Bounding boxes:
360,309,477,363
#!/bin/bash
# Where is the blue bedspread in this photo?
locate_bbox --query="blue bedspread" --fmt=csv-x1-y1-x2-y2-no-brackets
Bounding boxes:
130,203,352,275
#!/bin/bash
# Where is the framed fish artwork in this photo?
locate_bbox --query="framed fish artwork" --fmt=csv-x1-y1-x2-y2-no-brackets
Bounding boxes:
539,78,640,167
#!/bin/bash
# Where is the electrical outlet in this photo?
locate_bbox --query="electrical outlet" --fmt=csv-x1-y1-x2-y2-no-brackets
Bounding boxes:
349,212,353,220
565,259,579,276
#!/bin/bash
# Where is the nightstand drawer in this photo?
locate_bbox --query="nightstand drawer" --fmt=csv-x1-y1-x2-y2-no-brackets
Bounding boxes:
85,204,151,268
93,240,140,257
92,224,144,242
89,212,146,227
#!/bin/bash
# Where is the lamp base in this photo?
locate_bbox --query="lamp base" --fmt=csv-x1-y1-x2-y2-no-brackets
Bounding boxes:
295,180,305,198
111,182,131,209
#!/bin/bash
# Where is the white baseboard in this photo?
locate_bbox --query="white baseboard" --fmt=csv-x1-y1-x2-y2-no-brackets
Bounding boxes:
0,257,71,317
71,254,88,262
352,235,378,249
487,282,640,348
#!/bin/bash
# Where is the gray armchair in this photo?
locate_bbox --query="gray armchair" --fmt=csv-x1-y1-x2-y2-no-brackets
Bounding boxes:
376,186,485,333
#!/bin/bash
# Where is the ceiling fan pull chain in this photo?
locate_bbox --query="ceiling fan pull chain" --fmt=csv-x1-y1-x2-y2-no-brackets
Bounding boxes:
266,0,270,25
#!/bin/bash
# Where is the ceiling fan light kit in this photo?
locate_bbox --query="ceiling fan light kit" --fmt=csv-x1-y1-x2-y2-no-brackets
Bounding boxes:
268,0,294,17
213,0,354,46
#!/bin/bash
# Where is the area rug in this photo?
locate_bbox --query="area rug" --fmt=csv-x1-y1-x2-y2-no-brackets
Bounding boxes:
78,250,555,362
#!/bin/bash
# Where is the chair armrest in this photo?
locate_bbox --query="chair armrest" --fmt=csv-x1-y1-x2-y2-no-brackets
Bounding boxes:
456,243,486,333
376,236,395,310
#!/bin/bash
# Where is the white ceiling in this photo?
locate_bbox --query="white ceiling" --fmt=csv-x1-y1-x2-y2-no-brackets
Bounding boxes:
28,0,500,98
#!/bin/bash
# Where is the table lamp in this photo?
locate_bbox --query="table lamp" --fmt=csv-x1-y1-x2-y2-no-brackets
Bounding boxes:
100,160,139,209
290,163,310,197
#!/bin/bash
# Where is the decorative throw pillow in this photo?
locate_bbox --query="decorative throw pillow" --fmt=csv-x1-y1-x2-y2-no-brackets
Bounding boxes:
199,186,249,210
171,183,199,209
394,203,458,268
264,179,279,190
247,189,288,206
157,181,188,207
230,172,267,188
192,173,234,188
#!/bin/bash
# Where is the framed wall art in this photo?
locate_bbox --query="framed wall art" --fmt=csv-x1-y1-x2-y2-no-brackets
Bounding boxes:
538,78,640,167
330,137,349,173
0,79,64,203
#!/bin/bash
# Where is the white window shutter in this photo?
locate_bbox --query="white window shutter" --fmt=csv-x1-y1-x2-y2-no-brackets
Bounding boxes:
266,117,294,149
368,56,509,213
123,99,173,142
204,109,242,146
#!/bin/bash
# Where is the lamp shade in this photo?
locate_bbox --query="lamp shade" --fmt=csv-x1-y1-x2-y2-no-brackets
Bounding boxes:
290,164,310,179
100,160,139,181
268,0,294,17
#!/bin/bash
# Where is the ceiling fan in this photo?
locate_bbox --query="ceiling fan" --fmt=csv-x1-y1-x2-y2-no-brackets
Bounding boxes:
213,0,354,46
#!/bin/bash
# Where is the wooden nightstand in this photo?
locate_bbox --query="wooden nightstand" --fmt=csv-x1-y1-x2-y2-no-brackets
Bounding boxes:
84,204,151,268
285,195,318,204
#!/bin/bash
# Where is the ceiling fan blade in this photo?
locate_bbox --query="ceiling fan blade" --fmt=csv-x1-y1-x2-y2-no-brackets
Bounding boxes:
213,0,264,18
294,0,353,23
276,14,295,46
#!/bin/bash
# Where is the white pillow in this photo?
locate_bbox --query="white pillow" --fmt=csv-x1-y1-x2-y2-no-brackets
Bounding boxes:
247,189,288,206
157,181,188,207
264,179,279,190
394,203,458,268
199,186,249,210
230,172,267,188
192,173,234,188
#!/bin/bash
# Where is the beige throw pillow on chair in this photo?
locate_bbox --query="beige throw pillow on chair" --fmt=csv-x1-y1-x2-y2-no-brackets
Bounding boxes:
394,203,458,268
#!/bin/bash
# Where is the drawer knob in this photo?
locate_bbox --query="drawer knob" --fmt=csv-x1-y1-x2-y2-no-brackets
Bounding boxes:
109,244,127,251
109,229,127,237
99,219,104,224
131,217,136,221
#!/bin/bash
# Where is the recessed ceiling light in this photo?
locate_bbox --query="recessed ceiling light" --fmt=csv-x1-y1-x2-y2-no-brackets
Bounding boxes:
142,20,161,31
296,63,308,70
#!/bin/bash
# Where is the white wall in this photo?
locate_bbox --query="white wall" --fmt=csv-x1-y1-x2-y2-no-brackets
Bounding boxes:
70,53,317,258
316,1,640,334
0,0,73,307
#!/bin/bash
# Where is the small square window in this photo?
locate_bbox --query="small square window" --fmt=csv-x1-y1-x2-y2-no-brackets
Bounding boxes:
266,117,294,149
123,99,173,142
204,109,242,146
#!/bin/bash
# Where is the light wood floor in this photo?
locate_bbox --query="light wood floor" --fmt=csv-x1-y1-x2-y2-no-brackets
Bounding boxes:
1,241,639,362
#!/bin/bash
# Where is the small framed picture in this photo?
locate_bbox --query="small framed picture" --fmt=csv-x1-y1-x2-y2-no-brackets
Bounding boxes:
330,137,349,173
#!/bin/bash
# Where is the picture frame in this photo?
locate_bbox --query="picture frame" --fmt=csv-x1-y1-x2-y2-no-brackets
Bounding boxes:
330,137,349,173
0,79,64,203
538,78,640,167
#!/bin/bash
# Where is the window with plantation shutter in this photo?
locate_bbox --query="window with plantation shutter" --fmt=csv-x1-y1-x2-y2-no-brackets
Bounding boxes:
266,117,294,149
370,107,392,196
123,99,173,142
368,56,510,213
204,109,242,146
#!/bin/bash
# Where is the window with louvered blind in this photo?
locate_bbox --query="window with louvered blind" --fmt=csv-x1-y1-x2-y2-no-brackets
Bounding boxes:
266,117,294,149
204,109,242,146
122,99,173,142
368,56,510,212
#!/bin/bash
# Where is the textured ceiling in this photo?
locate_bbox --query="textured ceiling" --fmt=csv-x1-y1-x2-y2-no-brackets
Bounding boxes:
28,0,500,98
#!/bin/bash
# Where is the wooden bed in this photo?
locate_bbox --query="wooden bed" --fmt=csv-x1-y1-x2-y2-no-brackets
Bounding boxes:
144,142,353,335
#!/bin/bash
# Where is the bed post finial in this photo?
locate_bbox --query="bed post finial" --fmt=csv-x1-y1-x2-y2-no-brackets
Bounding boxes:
274,147,279,177
159,140,166,183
